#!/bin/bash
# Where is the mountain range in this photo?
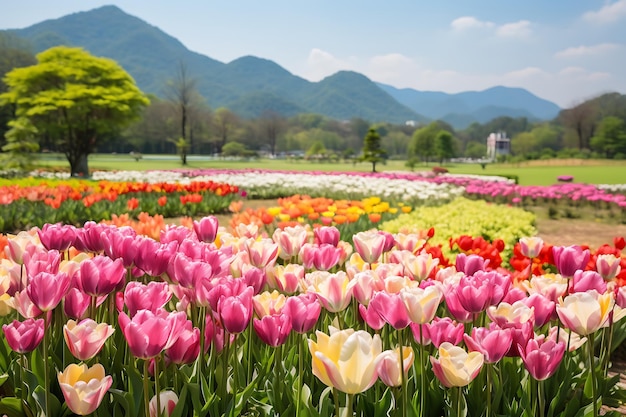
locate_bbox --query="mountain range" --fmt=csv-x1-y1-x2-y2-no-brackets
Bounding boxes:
4,5,561,128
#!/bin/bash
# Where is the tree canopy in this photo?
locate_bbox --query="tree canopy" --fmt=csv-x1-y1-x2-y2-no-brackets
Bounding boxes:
361,127,386,172
0,46,149,176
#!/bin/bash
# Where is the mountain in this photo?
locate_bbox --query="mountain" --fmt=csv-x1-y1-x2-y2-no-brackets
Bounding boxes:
4,5,560,127
378,84,561,128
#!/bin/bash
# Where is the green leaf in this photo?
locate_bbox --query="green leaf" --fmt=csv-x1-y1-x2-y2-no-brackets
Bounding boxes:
109,389,135,417
0,398,27,417
32,386,62,417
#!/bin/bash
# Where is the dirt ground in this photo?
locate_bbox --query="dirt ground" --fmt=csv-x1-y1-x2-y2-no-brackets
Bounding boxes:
536,217,626,249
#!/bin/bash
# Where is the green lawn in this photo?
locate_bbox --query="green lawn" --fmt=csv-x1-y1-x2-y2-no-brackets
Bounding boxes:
35,153,626,186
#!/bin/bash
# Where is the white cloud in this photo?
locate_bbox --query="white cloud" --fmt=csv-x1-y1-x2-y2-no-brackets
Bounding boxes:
583,0,626,23
495,20,532,38
305,48,357,81
505,67,548,79
451,16,495,31
555,43,620,58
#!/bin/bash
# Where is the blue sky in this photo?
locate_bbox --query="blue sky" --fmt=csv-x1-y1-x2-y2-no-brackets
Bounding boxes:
2,0,625,108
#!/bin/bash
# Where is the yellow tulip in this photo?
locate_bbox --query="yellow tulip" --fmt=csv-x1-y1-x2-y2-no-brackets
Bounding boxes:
308,326,382,394
430,342,484,388
58,363,113,415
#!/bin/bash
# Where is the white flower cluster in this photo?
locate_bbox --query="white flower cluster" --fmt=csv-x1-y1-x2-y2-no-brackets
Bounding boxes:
597,184,626,193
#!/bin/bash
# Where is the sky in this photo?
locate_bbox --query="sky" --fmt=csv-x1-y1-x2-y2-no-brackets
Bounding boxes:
1,0,625,108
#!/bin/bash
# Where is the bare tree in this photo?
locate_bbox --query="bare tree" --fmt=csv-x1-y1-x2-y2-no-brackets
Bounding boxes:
166,61,199,152
560,100,597,150
212,107,239,154
259,110,286,156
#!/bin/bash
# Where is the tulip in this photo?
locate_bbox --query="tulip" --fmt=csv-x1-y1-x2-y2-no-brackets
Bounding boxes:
487,300,535,328
101,227,139,267
359,304,386,330
283,293,321,333
375,346,414,387
301,243,342,271
241,264,266,294
0,293,15,316
617,286,626,308
64,288,91,320
463,323,512,363
74,221,111,253
348,270,384,305
23,247,61,278
443,286,473,323
552,245,589,278
547,326,587,351
160,224,194,245
2,318,44,353
519,236,544,258
518,336,565,381
253,313,292,347
266,263,303,294
273,225,309,260
253,290,287,317
5,230,40,264
124,281,172,316
26,271,70,312
308,327,382,394
523,273,568,303
58,363,113,415
524,293,556,328
135,239,177,277
193,216,219,243
245,238,279,269
352,230,386,263
556,290,614,335
400,285,443,324
78,255,126,297
400,251,440,281
569,270,607,294
165,321,200,364
369,291,411,329
118,309,187,359
12,290,42,319
63,319,115,361
427,317,465,348
596,254,621,281
393,232,426,253
1,258,23,295
37,223,77,252
314,226,340,247
430,342,484,388
306,271,353,313
149,390,178,417
456,271,506,314
455,253,488,276
218,286,254,334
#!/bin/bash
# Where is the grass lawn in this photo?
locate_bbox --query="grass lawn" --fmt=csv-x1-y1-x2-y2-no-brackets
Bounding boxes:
35,153,626,186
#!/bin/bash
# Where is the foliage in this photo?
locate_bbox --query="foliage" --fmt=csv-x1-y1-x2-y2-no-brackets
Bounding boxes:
590,116,626,159
1,117,40,171
361,128,387,172
0,46,149,177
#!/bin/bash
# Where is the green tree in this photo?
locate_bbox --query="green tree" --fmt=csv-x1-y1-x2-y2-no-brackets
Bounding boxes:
1,117,39,171
0,46,149,176
409,122,440,164
221,141,247,157
464,141,487,159
170,137,190,165
361,128,386,172
434,131,456,163
590,116,626,158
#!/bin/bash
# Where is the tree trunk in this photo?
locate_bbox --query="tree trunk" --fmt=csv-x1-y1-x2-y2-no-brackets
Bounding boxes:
372,161,377,173
70,154,89,177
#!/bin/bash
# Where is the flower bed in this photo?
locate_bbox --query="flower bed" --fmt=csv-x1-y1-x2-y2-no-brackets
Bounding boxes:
0,217,625,416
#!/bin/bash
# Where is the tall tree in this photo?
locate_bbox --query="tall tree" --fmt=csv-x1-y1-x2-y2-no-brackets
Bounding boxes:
166,61,199,153
434,130,456,163
212,107,239,154
259,110,286,156
590,116,626,158
560,100,597,150
409,122,439,164
361,128,386,172
0,46,149,176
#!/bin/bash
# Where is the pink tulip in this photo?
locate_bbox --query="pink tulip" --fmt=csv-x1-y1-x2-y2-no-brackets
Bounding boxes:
253,313,292,347
171,253,213,288
273,226,309,260
348,270,384,305
393,232,426,253
23,247,61,278
37,223,77,252
193,216,219,243
301,243,342,271
375,346,414,387
74,221,111,253
5,230,40,265
118,308,187,359
569,270,607,294
306,271,353,313
63,319,114,361
518,336,565,380
552,245,589,278
524,293,556,328
165,321,200,365
149,391,178,417
26,271,70,312
78,255,126,297
359,304,386,330
2,318,45,353
241,264,266,294
410,323,432,345
430,342,484,388
64,288,91,320
443,286,473,323
455,273,493,313
369,291,411,329
399,251,440,281
463,323,512,363
524,274,568,303
378,231,396,253
134,238,177,277
218,286,254,334
353,230,386,263
400,285,443,324
596,254,621,281
314,226,340,247
455,254,489,276
617,286,626,308
266,263,303,294
160,225,195,245
58,363,112,415
425,317,463,348
519,236,544,258
502,287,528,304
245,238,279,269
556,290,613,335
124,281,172,316
13,290,43,319
283,293,322,333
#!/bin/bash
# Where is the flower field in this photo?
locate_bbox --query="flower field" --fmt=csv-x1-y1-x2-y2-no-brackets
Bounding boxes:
0,168,626,417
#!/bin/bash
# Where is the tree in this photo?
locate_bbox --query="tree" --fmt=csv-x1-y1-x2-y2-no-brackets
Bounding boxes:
212,108,239,154
166,61,200,153
590,116,626,158
434,131,456,163
409,122,440,164
0,46,149,176
464,141,487,159
361,128,386,172
221,141,247,157
170,137,190,165
560,100,597,150
1,117,39,171
259,110,286,156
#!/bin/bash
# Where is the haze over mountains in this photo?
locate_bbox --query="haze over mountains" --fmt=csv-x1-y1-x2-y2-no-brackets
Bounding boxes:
5,5,561,128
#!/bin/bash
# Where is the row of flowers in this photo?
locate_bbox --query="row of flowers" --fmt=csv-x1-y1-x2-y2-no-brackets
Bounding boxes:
0,216,625,416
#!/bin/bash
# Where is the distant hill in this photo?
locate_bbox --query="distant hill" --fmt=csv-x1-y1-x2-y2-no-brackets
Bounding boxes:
378,84,561,128
4,5,561,127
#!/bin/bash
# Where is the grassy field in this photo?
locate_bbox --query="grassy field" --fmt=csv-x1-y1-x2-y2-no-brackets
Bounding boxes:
35,153,626,186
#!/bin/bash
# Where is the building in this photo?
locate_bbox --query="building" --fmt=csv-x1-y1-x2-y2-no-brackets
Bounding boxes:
486,132,511,160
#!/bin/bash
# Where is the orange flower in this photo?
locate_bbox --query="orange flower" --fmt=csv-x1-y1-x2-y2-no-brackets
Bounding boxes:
157,196,167,207
127,198,139,210
229,200,243,213
368,213,382,223
333,214,348,225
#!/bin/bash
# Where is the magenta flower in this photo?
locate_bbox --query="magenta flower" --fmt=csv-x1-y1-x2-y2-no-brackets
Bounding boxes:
193,215,219,243
524,293,556,328
283,293,322,333
135,238,177,277
218,286,254,334
369,291,411,329
455,254,489,276
63,288,91,320
26,271,70,312
518,336,565,380
253,313,292,347
443,286,473,323
37,223,77,252
102,228,139,268
23,247,61,278
410,323,432,345
3,318,45,353
426,317,464,348
552,245,589,278
314,226,340,247
79,255,126,297
359,304,387,331
165,321,200,365
301,243,342,271
74,221,111,253
569,270,606,294
123,281,172,316
463,323,512,363
118,309,187,359
245,238,279,269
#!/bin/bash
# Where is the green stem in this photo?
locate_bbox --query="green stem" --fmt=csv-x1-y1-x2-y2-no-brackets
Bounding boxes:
456,387,462,417
155,356,161,417
231,334,238,417
198,306,206,384
246,323,253,384
143,360,151,417
346,393,354,417
398,330,407,417
603,308,615,377
297,334,303,417
19,353,25,407
588,332,598,417
333,388,340,417
222,332,230,410
419,328,426,417
43,314,50,417
538,379,545,417
486,363,492,417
